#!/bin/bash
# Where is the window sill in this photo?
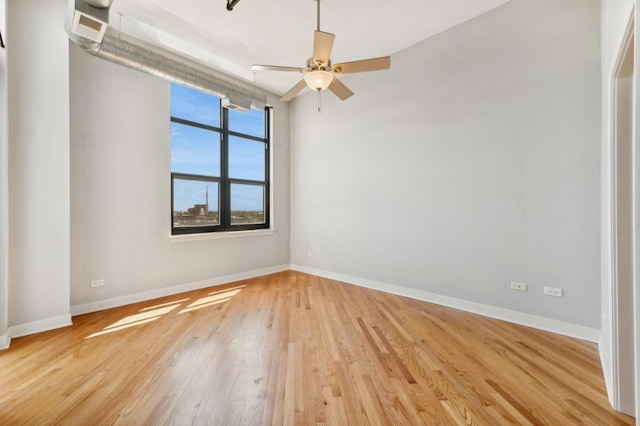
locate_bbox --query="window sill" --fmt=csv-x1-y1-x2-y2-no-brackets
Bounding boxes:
170,228,275,243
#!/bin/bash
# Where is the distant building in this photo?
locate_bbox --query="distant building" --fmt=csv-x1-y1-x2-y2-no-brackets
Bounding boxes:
188,204,208,216
185,186,209,216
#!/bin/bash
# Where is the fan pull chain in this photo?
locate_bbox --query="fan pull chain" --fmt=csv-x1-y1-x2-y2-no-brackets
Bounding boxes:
317,89,321,112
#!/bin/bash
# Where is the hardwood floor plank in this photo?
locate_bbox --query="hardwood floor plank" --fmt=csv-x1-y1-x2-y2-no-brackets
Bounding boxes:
372,325,417,384
0,271,633,425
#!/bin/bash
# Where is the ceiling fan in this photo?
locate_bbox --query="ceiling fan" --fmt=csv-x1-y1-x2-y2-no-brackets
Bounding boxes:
250,0,391,103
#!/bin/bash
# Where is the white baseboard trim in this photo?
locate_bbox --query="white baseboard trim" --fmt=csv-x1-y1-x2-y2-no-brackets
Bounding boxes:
8,314,73,339
291,264,600,343
598,329,615,407
71,264,291,316
0,334,10,350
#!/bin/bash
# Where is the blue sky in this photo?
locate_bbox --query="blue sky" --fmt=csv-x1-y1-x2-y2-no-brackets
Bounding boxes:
171,83,266,212
229,108,265,138
173,178,220,212
171,84,220,127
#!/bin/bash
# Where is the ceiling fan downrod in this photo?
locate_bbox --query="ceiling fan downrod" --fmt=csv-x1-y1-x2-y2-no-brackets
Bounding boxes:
227,0,240,11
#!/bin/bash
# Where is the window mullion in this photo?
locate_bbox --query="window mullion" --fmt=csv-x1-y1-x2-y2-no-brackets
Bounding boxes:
265,107,271,227
221,104,230,230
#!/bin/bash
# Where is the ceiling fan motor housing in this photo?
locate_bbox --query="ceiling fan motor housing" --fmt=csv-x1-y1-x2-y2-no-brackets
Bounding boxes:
306,57,331,71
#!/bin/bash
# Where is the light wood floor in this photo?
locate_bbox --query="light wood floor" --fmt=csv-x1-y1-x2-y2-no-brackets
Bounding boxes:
0,271,634,425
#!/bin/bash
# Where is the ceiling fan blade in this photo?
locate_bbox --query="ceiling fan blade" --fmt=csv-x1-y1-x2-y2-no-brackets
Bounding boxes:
332,56,391,74
328,77,354,101
312,31,335,66
251,64,305,72
280,80,308,102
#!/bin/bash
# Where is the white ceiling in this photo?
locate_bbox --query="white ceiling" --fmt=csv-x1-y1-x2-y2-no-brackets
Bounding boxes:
108,0,511,96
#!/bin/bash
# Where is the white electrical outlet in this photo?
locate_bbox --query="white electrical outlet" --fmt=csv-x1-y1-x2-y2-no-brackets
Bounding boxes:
510,282,527,292
543,286,562,297
91,279,105,288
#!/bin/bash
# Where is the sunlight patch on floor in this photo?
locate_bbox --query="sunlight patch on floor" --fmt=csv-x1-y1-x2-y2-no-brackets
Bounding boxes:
85,285,246,338
86,303,182,339
178,286,245,314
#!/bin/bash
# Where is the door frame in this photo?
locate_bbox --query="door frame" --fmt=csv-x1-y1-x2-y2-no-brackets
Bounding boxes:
608,5,636,416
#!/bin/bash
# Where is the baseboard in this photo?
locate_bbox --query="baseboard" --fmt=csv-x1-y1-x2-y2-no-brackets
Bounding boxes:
8,314,73,339
0,334,10,350
291,264,600,343
71,264,291,316
598,329,616,407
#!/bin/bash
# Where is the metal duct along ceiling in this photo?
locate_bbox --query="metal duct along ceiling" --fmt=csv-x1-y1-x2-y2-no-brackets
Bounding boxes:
65,0,267,110
96,35,267,110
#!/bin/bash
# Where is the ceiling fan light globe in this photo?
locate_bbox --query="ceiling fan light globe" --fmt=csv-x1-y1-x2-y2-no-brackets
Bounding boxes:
304,70,333,91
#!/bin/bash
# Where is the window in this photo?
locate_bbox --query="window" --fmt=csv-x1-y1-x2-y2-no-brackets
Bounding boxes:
170,83,270,235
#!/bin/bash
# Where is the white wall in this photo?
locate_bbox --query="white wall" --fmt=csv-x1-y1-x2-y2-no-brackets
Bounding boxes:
69,48,290,311
0,0,8,348
600,0,635,410
6,0,72,334
291,0,601,328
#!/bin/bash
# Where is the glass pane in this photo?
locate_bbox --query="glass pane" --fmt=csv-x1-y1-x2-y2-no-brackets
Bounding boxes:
229,108,265,138
171,122,220,177
229,136,265,181
230,184,265,225
170,83,220,127
173,178,219,228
